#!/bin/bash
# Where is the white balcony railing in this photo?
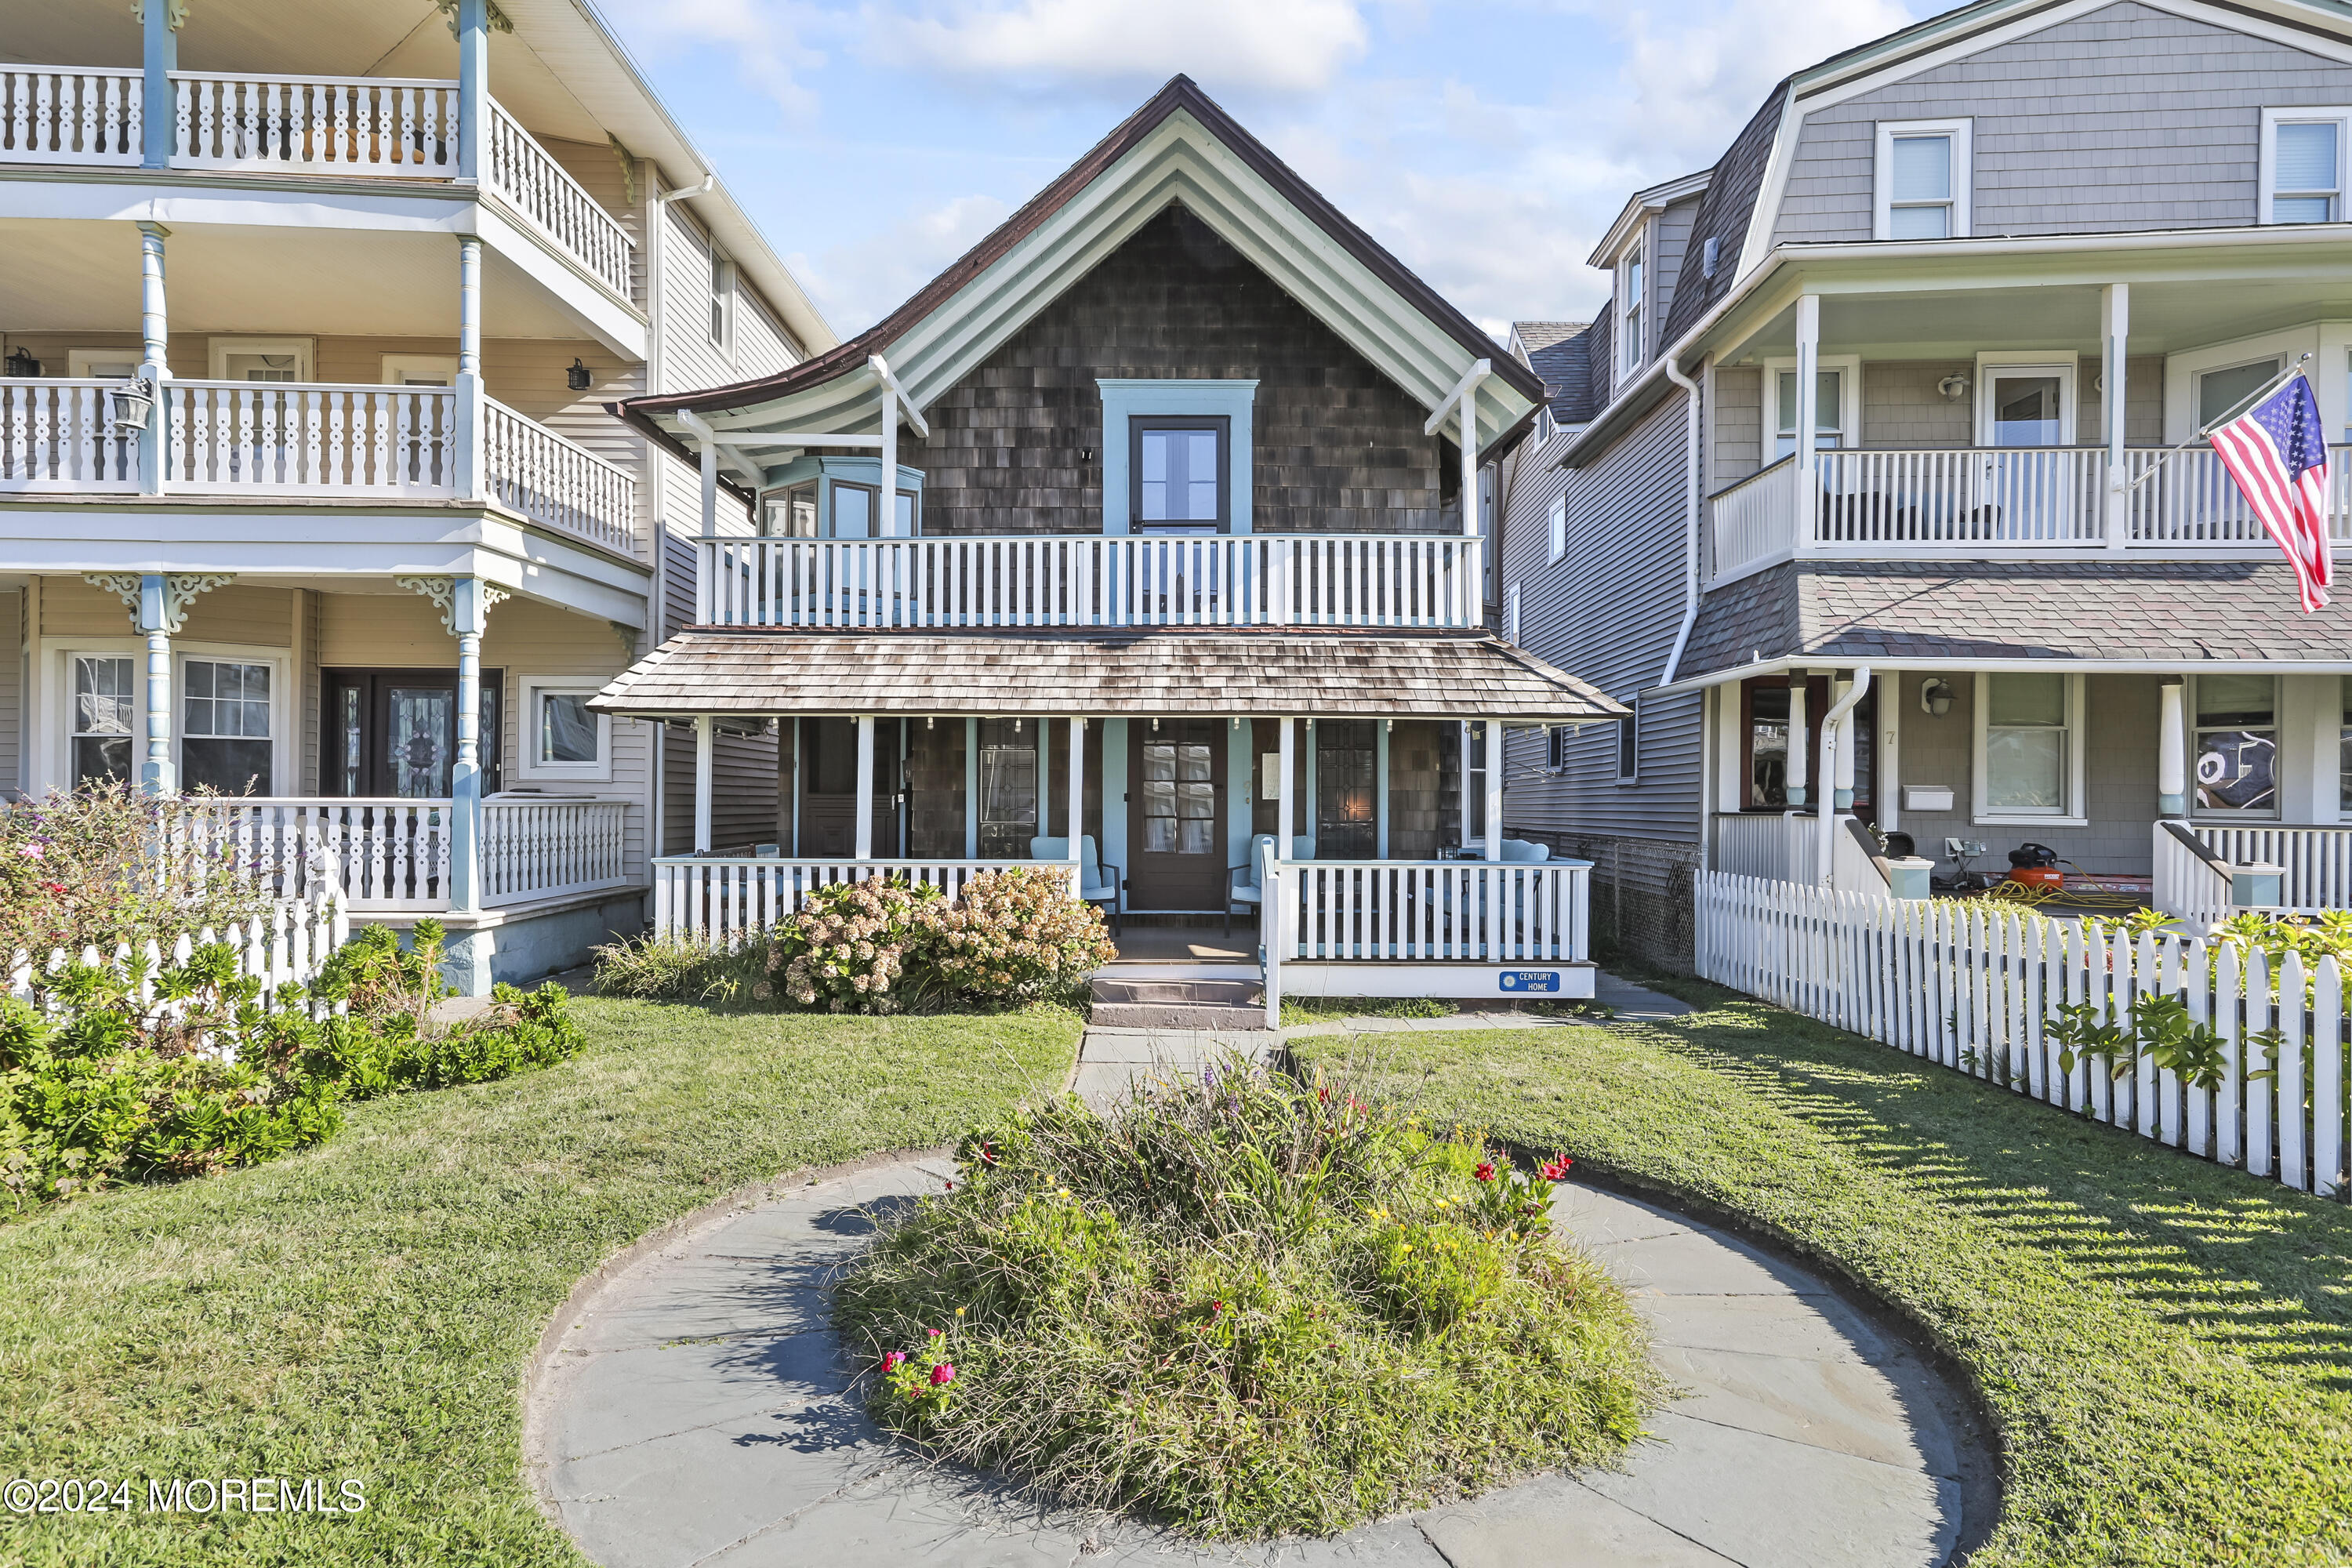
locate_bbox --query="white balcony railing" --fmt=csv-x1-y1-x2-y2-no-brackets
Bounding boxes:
653,857,1064,942
2129,445,2352,544
485,102,633,298
0,379,140,492
695,534,1485,629
1,67,142,164
1269,858,1592,964
484,398,637,557
163,380,458,495
170,71,457,175
482,797,632,903
198,796,632,911
1709,461,1797,578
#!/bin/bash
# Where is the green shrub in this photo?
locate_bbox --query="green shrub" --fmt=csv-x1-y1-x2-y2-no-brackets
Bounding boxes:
2,781,274,960
921,866,1117,1008
834,1058,1659,1540
591,930,775,1004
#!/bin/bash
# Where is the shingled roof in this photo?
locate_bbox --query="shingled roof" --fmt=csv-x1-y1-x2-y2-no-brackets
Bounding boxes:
1515,321,1595,425
1679,560,2352,680
590,629,1628,725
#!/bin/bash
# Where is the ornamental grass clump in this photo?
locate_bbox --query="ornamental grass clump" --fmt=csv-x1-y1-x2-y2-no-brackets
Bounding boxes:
833,1058,1661,1540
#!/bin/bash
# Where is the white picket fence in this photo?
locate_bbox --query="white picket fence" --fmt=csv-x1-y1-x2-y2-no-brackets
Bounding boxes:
9,892,350,1018
1696,871,2348,1199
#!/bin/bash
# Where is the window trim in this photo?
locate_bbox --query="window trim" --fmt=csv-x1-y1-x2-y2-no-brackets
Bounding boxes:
1971,671,2086,826
1127,414,1232,533
53,642,293,796
708,246,735,351
66,649,140,789
1096,379,1257,535
66,349,141,379
1617,235,1646,382
205,336,315,382
1973,352,2079,447
1547,492,1568,563
380,354,459,387
2260,107,2352,225
516,676,613,783
1873,118,1972,241
177,653,281,797
2190,672,2281,820
1760,355,1863,458
1616,695,1641,785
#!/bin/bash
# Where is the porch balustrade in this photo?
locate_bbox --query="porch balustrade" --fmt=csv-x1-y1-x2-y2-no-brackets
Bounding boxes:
1712,811,1812,884
1267,858,1591,964
164,381,459,495
694,534,1484,630
198,797,631,912
0,379,140,492
1,67,141,164
2155,821,2352,920
652,857,1069,942
484,102,634,298
481,797,632,902
170,71,458,175
1709,443,2352,579
482,398,638,557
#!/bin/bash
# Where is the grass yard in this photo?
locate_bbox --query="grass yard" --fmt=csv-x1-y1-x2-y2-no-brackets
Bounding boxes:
0,997,1083,1567
1296,974,2352,1568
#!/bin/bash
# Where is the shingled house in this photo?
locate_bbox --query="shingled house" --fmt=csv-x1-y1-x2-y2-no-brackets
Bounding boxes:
593,78,1622,1014
1497,0,2352,968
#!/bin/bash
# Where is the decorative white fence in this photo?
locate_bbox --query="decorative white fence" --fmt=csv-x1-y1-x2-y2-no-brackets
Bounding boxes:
485,101,633,298
1696,871,2349,1200
164,381,458,495
1,67,142,165
0,379,140,492
1269,858,1591,964
482,797,630,903
484,399,637,556
9,892,348,1016
169,71,457,174
653,857,1066,942
695,535,1484,629
197,799,452,909
1709,460,1796,579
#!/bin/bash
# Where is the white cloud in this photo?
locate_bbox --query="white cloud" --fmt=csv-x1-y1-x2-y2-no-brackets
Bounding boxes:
599,0,829,120
790,191,1013,332
866,0,1371,96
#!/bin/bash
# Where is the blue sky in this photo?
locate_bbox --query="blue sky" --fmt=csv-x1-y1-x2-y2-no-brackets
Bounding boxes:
599,0,1947,342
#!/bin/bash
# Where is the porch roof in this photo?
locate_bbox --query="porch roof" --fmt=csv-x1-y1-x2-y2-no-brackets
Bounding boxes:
1679,560,2352,681
588,628,1626,724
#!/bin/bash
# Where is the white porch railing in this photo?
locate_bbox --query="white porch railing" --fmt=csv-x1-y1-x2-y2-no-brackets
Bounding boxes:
0,379,140,492
1268,858,1591,964
1709,460,1797,578
2169,822,2352,915
652,857,1067,942
1694,870,2350,1200
197,799,452,909
484,398,637,557
2129,445,2352,544
482,797,631,903
485,101,633,299
695,535,1484,629
1,67,142,165
164,380,458,495
170,71,457,175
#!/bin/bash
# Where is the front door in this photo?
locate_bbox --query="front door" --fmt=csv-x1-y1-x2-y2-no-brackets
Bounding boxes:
1976,365,2076,540
325,670,502,797
1127,717,1225,909
796,717,900,858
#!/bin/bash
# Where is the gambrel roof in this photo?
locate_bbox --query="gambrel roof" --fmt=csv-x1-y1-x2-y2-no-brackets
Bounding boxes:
615,76,1545,460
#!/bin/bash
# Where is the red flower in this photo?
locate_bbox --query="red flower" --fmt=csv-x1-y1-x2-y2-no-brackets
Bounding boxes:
929,1362,956,1387
1474,1162,1495,1183
1538,1155,1575,1181
882,1351,906,1373
944,1180,955,1191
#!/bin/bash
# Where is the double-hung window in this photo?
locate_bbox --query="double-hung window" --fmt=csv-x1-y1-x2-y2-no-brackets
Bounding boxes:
181,659,272,794
2263,110,2350,223
1976,672,2080,820
1875,120,1971,240
71,655,136,786
1131,416,1228,533
709,244,734,349
2194,674,2277,815
1619,242,1643,376
1616,696,1640,783
1767,358,1857,460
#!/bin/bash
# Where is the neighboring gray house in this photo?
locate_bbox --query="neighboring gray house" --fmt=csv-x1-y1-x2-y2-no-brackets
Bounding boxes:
1499,0,2352,968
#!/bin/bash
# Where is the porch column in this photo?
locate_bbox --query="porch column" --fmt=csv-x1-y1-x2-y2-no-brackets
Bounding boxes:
456,236,485,503
2158,677,2187,817
1784,673,1809,807
1794,292,1820,550
136,221,169,495
456,0,488,183
1831,673,1857,810
964,717,980,857
448,577,488,914
854,715,876,859
140,0,180,169
2103,283,2129,550
136,575,173,796
1277,717,1296,855
1066,718,1085,875
878,364,898,537
1483,720,1505,862
692,715,714,852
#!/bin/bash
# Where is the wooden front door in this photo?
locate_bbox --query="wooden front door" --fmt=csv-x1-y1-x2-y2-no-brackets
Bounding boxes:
796,717,900,858
1127,717,1225,909
324,669,502,797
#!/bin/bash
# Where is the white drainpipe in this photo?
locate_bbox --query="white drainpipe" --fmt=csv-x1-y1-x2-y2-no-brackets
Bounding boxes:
1817,666,1872,887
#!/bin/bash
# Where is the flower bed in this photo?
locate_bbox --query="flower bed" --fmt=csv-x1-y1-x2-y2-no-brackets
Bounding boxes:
833,1059,1661,1540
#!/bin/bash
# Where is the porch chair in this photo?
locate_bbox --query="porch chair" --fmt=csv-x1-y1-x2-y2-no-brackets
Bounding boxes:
1226,834,1313,937
1031,836,1124,938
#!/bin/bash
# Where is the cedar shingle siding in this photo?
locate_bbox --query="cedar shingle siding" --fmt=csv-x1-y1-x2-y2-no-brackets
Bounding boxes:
913,205,1451,537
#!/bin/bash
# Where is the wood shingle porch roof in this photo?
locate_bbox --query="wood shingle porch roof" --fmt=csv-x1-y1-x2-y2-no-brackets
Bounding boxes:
588,627,1627,724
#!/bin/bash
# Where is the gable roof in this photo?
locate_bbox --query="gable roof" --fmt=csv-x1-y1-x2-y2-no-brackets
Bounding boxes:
1509,321,1585,357
1519,324,1596,425
614,76,1544,461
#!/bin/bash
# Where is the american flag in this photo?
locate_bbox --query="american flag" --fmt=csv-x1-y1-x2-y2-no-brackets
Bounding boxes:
2209,373,2332,613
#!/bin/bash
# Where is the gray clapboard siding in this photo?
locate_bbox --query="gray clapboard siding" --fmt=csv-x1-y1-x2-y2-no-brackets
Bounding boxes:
1650,197,1703,343
1775,2,2352,243
0,590,18,798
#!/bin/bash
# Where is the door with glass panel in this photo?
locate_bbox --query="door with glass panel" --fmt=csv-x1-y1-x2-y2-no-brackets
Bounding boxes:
1975,368,2077,541
1316,720,1377,858
323,670,501,902
1127,718,1225,909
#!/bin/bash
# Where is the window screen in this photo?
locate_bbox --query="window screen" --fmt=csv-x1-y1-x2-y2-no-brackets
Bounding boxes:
2275,121,2340,222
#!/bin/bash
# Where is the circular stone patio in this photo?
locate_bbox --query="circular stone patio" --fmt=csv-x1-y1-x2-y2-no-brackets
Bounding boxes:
527,1154,1984,1568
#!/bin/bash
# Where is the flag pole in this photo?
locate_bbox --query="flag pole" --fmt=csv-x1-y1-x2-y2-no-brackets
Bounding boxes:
2126,351,2314,492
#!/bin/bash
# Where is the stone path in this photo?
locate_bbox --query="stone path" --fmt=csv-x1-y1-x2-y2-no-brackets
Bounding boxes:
529,1146,1976,1566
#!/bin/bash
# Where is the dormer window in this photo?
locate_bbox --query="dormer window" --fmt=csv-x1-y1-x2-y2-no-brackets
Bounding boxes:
1619,242,1644,376
2263,109,2350,223
1875,119,1971,240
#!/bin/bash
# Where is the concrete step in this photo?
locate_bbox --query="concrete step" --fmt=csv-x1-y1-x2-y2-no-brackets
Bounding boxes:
1088,1000,1272,1030
1091,978,1261,1006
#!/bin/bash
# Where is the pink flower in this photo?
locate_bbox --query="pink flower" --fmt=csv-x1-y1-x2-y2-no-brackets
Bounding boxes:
16,842,42,858
1538,1155,1575,1181
1474,1162,1495,1183
929,1362,956,1387
882,1351,906,1373
927,1327,942,1338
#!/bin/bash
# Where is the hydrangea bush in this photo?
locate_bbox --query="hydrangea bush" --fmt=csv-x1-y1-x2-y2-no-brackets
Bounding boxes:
924,867,1118,1007
771,878,942,1014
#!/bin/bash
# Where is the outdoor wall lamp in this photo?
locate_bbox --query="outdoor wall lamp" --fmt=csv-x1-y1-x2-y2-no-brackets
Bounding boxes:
1920,677,1955,717
105,377,155,434
567,358,592,391
1936,375,1970,402
3,347,39,378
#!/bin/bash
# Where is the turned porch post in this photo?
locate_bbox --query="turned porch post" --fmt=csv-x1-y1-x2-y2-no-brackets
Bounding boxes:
449,577,488,913
136,575,173,796
456,235,485,502
854,716,876,860
136,222,169,495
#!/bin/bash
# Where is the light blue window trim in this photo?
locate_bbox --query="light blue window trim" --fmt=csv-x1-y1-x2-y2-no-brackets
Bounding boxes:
1098,379,1257,535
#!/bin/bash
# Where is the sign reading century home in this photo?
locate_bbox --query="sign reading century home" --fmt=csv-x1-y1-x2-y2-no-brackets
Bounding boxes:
1499,971,1561,993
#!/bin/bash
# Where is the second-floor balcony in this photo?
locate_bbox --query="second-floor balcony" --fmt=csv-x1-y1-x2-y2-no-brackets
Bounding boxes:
0,376,638,561
695,532,1486,630
1710,443,2352,580
0,67,633,301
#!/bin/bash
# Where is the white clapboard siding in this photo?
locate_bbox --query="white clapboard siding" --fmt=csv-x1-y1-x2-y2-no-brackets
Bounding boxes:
1695,871,2349,1201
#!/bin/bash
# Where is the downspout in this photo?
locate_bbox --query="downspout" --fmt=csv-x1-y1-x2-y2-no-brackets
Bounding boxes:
1657,357,1702,688
1817,667,1871,887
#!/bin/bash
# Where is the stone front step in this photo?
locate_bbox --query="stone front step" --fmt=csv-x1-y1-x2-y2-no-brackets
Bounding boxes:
1088,975,1266,1030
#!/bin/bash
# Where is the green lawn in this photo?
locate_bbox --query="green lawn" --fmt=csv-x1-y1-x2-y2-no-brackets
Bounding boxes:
1295,976,2352,1568
0,997,1083,1566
